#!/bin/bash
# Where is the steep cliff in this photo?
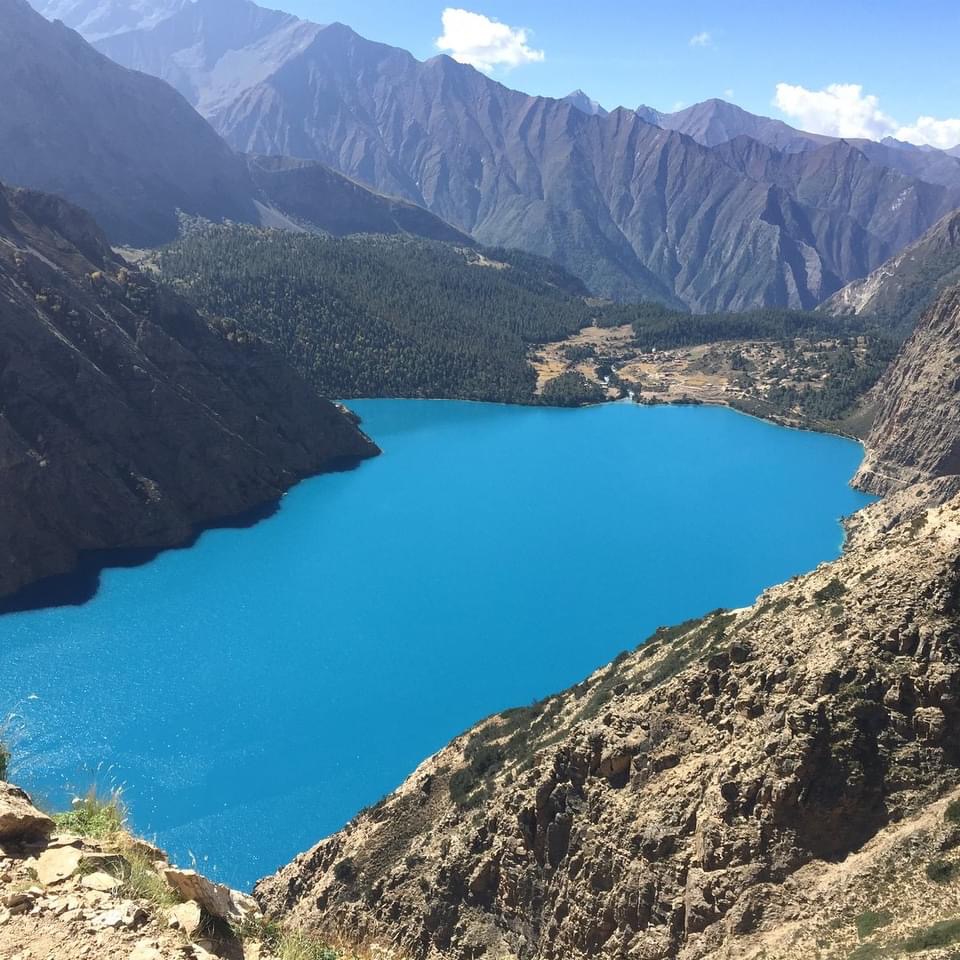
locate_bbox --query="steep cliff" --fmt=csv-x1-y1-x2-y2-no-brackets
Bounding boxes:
823,208,960,331
854,284,960,495
256,488,960,959
0,182,376,601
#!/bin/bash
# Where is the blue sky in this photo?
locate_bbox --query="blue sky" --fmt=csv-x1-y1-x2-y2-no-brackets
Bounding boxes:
279,0,960,146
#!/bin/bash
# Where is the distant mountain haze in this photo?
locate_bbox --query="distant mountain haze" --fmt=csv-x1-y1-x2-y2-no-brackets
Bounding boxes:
35,0,186,40
0,0,466,247
25,0,960,310
0,0,257,245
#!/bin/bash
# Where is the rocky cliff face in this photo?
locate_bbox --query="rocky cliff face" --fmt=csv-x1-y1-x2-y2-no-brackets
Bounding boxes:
256,485,960,959
0,181,377,601
854,284,960,495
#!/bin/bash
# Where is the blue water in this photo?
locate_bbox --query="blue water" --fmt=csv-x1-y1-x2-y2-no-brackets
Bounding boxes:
1,400,873,888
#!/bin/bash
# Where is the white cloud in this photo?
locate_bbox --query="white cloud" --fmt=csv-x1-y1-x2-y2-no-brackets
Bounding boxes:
689,31,712,48
773,82,895,140
895,116,960,150
774,82,960,148
723,88,735,100
435,8,545,73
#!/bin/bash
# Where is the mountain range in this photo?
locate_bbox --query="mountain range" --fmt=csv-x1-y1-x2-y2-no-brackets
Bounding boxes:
30,0,960,312
0,0,467,247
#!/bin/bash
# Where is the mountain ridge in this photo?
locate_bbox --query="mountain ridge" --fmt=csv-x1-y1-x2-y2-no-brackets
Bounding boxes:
53,0,960,310
823,207,960,328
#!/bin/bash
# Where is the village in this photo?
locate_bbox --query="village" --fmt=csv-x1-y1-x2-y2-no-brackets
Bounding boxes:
530,324,879,433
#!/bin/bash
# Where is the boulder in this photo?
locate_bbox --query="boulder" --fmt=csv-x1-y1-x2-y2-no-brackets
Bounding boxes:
129,944,164,960
0,783,54,841
163,867,259,922
34,845,84,885
82,870,123,893
168,900,205,938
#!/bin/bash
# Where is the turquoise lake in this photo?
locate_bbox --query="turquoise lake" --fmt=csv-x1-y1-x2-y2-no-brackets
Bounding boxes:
1,399,874,889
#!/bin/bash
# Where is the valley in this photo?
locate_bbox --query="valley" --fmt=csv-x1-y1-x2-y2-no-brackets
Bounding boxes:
1,0,960,958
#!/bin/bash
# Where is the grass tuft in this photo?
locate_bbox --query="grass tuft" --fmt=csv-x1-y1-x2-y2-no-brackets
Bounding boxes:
236,918,342,960
925,859,957,884
276,930,341,960
856,909,892,939
53,785,127,839
114,848,179,908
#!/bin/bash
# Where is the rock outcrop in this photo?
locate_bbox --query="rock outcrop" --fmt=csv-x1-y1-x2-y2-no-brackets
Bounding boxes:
0,782,279,959
0,783,55,841
854,284,960,495
256,488,960,959
0,181,377,601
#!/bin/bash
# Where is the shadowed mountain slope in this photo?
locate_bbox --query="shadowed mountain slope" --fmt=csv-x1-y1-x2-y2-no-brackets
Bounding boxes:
0,181,376,601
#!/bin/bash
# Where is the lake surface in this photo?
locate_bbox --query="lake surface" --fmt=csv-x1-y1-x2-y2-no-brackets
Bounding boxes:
1,400,874,889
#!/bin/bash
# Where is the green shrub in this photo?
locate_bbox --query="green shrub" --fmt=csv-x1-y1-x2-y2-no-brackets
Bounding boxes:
902,917,960,952
945,798,960,824
857,909,892,939
0,740,9,781
276,930,340,960
814,577,848,603
333,858,355,884
925,859,957,884
53,786,126,838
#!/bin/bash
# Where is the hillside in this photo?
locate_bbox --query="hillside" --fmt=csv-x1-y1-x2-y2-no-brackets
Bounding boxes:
59,0,960,310
256,488,960,959
246,155,471,242
823,208,960,332
155,223,595,403
0,182,376,603
854,283,960,495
